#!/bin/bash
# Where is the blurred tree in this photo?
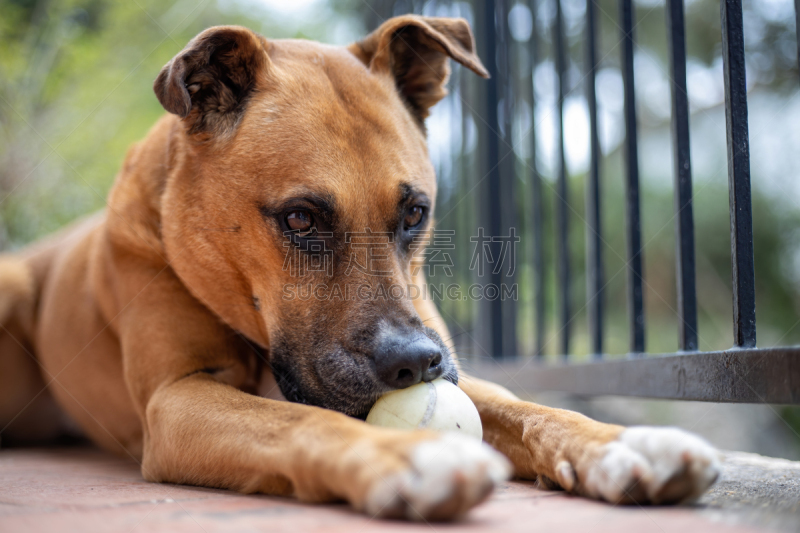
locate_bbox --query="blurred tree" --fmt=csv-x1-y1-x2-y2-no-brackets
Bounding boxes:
0,0,365,247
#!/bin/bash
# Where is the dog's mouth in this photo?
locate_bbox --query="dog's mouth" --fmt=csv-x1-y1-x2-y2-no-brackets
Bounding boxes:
352,406,374,421
267,348,382,418
350,371,460,421
267,345,459,420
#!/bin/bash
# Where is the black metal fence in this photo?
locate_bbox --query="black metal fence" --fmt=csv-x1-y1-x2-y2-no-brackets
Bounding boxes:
368,0,800,404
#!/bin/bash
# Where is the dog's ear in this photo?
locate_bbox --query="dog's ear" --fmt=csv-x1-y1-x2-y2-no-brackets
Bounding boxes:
349,16,489,124
154,26,269,138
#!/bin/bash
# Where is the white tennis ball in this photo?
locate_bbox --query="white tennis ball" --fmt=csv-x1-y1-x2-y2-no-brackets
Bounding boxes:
365,378,483,440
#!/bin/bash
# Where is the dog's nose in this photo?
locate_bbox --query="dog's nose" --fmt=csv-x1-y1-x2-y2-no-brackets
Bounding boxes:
373,334,444,389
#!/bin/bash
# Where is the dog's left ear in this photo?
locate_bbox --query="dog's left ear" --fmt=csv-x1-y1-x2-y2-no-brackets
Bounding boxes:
154,26,270,138
349,15,489,124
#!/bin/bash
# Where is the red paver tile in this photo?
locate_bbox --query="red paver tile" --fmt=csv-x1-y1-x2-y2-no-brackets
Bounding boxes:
0,448,767,533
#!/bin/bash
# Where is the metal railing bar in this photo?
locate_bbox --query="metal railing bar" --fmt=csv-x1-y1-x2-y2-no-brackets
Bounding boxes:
528,0,547,358
554,0,572,357
795,0,800,76
487,0,505,358
498,0,518,358
721,0,757,348
666,0,699,352
585,0,604,358
467,346,800,404
619,0,646,355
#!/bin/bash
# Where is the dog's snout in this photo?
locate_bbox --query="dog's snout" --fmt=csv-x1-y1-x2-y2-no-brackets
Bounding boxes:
374,333,444,390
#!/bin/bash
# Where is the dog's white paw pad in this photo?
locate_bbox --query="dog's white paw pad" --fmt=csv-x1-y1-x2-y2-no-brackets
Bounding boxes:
619,426,721,502
582,426,720,504
365,433,511,520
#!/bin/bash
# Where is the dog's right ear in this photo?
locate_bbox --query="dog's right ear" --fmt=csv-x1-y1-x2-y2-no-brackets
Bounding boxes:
349,16,488,125
154,26,269,138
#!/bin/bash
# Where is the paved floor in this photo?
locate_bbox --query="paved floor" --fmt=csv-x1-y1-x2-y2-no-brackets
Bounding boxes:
1,447,798,532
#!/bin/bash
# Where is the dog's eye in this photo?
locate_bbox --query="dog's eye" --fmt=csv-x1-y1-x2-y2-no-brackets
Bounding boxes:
286,210,315,236
404,206,425,229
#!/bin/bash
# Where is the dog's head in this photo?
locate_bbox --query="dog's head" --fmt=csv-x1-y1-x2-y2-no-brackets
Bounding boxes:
153,17,487,418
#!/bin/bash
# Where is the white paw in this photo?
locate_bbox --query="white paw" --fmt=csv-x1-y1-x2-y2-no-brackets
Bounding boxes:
581,426,720,504
364,433,512,520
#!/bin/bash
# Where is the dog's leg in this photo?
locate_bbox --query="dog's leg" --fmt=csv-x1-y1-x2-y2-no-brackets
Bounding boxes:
0,257,66,445
141,373,510,519
118,265,509,521
411,270,719,504
459,375,720,504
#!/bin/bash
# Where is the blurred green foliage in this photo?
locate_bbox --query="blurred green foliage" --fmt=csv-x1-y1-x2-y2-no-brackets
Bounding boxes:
0,0,365,246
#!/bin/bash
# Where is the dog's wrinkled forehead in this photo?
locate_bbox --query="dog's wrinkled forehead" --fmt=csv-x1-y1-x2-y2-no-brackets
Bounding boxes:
233,42,436,222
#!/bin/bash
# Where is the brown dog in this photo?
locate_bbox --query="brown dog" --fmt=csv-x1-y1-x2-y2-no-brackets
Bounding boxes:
0,16,719,520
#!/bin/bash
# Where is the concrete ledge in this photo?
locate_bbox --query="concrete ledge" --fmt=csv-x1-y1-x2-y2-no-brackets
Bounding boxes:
700,451,800,530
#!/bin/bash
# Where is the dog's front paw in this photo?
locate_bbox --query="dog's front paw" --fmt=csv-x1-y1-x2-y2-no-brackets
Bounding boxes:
567,426,720,504
362,433,511,521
